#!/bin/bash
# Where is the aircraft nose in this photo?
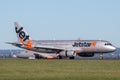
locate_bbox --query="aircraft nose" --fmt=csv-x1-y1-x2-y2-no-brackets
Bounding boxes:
111,46,116,51
106,46,116,52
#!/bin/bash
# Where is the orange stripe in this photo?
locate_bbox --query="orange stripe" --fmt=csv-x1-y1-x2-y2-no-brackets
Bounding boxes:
19,38,33,49
46,56,54,59
26,40,33,49
91,41,96,46
75,50,80,54
19,38,24,44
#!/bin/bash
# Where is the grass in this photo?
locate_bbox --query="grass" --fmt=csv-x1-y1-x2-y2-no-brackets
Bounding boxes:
0,59,120,80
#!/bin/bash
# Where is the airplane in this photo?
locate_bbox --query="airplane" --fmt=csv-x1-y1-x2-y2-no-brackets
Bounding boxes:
7,22,117,59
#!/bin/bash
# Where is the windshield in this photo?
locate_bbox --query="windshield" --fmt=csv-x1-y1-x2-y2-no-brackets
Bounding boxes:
104,42,112,46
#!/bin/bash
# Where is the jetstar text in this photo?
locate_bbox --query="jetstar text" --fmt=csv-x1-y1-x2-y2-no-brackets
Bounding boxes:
15,27,29,42
72,42,95,47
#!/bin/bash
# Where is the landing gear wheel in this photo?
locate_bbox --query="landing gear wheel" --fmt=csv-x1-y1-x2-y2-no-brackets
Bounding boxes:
58,55,62,59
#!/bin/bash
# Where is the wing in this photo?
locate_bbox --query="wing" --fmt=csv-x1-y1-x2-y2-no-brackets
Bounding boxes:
6,42,64,53
33,46,64,53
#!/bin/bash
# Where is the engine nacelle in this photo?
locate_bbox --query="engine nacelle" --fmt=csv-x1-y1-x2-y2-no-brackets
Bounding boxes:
78,53,94,57
59,50,75,57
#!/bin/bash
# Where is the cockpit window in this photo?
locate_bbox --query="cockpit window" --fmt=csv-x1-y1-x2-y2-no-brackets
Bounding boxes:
105,43,112,46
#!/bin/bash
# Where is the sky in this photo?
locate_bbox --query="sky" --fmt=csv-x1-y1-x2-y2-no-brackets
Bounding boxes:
0,0,120,49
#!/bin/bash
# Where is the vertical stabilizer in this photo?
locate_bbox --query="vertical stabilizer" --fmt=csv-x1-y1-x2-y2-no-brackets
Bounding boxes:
14,22,33,49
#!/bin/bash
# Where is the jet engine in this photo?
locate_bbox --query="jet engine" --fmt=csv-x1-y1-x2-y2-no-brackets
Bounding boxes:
59,50,75,58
